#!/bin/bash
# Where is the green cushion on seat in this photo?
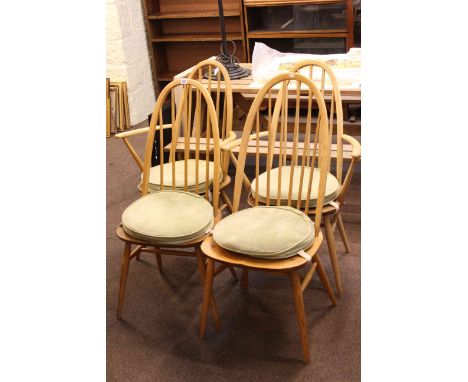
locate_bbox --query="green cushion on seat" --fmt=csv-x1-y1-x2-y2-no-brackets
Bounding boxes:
122,190,213,244
212,206,315,259
251,166,340,207
144,159,221,193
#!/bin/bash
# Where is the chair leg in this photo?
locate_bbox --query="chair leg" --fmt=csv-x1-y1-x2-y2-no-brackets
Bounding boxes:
196,249,221,333
220,190,233,214
117,242,132,319
136,250,141,260
241,269,249,289
314,254,337,306
290,271,310,364
155,253,163,274
336,212,351,253
324,216,343,295
199,258,216,338
228,266,239,281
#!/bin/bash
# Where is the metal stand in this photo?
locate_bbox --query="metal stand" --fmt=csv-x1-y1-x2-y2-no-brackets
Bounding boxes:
215,0,250,80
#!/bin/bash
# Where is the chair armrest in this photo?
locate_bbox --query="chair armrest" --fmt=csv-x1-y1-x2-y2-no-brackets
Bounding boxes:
342,134,361,160
114,124,172,139
220,131,237,150
222,131,270,152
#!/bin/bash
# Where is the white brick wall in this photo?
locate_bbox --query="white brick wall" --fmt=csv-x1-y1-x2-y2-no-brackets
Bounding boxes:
106,0,155,126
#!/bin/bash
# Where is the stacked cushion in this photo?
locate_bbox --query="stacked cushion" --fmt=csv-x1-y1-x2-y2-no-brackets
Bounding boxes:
122,190,213,244
251,166,340,207
144,159,222,194
213,206,314,259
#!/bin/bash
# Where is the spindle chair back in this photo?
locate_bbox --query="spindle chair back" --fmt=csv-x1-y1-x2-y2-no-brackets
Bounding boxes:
231,72,331,232
186,59,235,210
291,60,344,184
291,60,362,294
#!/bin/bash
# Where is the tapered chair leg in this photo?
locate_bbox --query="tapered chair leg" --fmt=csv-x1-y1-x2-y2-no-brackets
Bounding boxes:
196,249,221,332
314,254,337,306
324,216,343,295
291,271,310,364
155,253,163,274
117,242,132,319
241,269,249,289
336,213,351,253
228,266,239,281
199,258,216,338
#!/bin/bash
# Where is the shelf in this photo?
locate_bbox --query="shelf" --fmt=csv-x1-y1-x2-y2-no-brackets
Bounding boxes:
148,10,240,19
248,31,347,39
248,29,346,37
152,33,243,42
244,0,346,7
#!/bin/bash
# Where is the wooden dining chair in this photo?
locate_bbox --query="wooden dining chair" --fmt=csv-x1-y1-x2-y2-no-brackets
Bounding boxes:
198,72,337,364
115,77,235,323
114,59,235,211
290,60,361,294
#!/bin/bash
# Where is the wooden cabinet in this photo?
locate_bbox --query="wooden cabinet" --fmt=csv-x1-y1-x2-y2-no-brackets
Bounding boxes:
243,0,354,61
142,0,247,94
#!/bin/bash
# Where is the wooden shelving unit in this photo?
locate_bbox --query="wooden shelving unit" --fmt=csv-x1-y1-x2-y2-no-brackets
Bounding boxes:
142,0,247,95
243,0,354,61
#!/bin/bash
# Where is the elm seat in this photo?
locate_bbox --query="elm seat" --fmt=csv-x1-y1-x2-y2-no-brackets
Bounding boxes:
144,159,222,194
212,206,315,259
122,190,213,244
251,166,340,207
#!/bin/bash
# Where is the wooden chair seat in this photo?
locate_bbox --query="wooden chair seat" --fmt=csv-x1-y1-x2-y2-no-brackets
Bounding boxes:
201,233,324,272
121,191,214,244
117,224,212,249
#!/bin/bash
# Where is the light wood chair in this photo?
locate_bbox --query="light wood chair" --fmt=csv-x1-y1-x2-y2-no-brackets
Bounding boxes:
290,60,361,294
115,77,235,323
199,72,337,364
114,59,235,211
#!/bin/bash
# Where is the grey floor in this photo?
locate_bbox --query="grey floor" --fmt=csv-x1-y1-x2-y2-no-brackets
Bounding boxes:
106,131,361,382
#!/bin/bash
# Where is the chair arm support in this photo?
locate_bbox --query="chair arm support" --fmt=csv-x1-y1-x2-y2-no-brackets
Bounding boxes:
337,136,360,204
222,131,270,152
342,134,361,160
114,123,172,139
220,131,237,150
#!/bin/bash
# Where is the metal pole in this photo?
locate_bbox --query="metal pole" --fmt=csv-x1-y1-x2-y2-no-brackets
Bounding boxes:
218,0,228,55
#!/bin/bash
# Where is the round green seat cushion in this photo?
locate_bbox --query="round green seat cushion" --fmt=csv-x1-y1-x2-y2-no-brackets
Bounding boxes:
144,159,221,193
212,206,315,259
251,166,340,207
122,190,213,243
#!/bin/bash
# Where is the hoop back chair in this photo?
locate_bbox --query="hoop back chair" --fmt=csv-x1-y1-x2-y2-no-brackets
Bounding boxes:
291,60,362,294
114,60,235,210
116,77,228,325
199,72,337,364
185,59,235,210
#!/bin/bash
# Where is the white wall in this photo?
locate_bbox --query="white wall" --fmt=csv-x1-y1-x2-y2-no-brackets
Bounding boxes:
106,0,155,126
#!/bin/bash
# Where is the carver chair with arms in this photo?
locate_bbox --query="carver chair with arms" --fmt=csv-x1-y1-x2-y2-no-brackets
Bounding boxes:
291,60,361,294
114,59,235,211
198,72,337,364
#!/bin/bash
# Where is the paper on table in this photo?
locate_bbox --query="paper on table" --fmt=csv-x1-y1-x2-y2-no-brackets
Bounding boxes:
250,42,361,90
